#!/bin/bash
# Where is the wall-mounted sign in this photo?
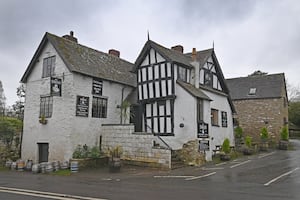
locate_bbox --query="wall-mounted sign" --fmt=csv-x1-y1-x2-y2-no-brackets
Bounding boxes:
197,122,209,138
76,95,89,117
50,77,62,96
92,78,103,96
199,140,210,151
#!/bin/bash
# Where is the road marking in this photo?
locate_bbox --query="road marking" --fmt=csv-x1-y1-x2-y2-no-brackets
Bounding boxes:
154,175,194,178
185,172,216,181
0,186,107,200
215,162,227,166
201,167,224,170
264,167,299,186
258,152,275,159
230,160,251,168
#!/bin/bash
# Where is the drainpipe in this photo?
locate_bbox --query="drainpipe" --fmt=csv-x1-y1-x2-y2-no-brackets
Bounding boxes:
120,87,126,124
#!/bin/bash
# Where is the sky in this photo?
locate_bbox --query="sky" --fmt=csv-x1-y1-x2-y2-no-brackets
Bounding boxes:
0,0,299,106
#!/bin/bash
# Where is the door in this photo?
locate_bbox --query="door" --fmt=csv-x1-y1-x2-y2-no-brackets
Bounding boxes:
38,143,49,163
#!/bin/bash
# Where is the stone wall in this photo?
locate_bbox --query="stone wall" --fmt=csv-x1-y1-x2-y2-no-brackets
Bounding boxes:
100,124,171,169
233,97,288,142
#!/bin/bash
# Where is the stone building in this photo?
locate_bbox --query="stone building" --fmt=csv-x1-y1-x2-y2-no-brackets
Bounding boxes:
226,73,288,142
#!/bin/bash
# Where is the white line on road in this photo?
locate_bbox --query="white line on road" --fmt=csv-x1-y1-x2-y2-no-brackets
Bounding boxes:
0,186,107,200
230,160,251,168
258,152,275,159
154,175,194,178
185,172,216,181
215,162,227,166
201,167,224,170
264,167,299,186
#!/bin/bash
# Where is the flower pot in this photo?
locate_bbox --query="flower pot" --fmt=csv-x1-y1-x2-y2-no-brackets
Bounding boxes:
279,140,289,150
220,154,231,161
109,157,121,172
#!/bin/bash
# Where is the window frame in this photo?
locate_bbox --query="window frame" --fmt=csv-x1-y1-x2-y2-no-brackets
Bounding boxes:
40,96,53,118
42,56,56,78
221,111,228,127
92,96,108,118
211,109,219,126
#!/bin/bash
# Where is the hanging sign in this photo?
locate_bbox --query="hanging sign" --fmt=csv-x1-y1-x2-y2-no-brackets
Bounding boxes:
197,122,209,138
92,78,103,95
50,77,62,96
199,140,210,151
76,96,89,117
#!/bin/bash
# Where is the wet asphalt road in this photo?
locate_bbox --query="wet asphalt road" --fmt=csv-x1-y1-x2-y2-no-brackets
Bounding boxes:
1,139,300,200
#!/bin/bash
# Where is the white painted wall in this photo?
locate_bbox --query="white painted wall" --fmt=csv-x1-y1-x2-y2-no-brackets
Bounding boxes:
22,41,134,163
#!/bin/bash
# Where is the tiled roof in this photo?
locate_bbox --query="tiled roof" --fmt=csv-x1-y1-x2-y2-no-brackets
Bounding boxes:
226,73,286,100
177,80,212,101
21,32,136,87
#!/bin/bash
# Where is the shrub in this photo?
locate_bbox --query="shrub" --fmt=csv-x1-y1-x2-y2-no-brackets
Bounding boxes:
280,126,289,141
234,126,243,139
72,144,102,159
245,136,252,148
221,138,231,154
260,127,269,141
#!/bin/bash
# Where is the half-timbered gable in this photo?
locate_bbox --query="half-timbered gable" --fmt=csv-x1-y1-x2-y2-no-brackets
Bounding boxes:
134,40,235,161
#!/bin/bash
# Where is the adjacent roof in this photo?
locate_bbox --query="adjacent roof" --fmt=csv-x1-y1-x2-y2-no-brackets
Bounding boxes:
177,80,212,101
226,73,286,100
21,32,136,87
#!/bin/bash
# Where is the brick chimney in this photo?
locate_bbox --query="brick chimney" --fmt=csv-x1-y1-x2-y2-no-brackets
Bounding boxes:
62,31,78,43
171,45,184,53
108,49,120,57
192,48,197,61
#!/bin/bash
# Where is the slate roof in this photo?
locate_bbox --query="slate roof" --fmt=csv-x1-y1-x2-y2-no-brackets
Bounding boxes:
21,32,136,87
177,80,212,101
226,73,286,100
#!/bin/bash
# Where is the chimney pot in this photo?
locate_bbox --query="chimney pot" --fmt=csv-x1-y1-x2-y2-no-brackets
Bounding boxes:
70,31,74,37
62,31,78,43
108,49,120,57
192,48,197,61
171,45,184,53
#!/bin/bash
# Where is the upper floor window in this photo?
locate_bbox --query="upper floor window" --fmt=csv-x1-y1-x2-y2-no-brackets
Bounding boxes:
249,88,256,95
92,97,107,118
221,111,228,127
40,96,53,118
204,70,213,87
42,56,56,78
178,66,187,82
211,109,219,126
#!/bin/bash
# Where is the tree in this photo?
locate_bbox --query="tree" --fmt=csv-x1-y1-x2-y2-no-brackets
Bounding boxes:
289,101,300,127
0,81,6,116
0,117,22,148
286,82,300,102
12,84,26,120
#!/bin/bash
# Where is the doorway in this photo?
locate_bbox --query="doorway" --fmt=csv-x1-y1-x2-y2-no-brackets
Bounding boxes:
38,143,49,163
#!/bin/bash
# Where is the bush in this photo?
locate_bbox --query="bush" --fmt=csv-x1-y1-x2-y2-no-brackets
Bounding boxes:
280,126,289,141
245,136,252,148
72,144,102,159
222,138,231,154
260,127,269,141
234,126,243,139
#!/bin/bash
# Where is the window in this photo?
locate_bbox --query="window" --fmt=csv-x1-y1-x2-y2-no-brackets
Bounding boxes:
42,56,56,78
221,111,228,127
92,97,107,118
211,109,219,126
178,66,187,82
204,70,213,87
40,96,53,118
249,88,256,95
197,99,203,122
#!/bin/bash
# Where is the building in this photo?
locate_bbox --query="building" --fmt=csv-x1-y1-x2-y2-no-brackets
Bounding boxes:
226,73,288,141
20,32,136,163
134,40,235,160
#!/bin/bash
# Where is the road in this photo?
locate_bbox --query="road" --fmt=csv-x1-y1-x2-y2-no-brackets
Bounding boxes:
1,139,300,200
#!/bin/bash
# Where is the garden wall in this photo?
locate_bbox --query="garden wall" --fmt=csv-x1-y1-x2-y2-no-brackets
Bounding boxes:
100,124,171,169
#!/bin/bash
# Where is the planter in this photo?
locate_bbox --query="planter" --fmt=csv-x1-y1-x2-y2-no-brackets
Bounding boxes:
279,140,289,150
109,157,121,172
243,148,254,155
39,119,47,124
220,153,231,161
259,142,269,152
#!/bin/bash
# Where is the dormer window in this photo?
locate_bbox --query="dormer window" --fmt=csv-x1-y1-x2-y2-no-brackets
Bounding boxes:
249,88,256,95
42,56,56,78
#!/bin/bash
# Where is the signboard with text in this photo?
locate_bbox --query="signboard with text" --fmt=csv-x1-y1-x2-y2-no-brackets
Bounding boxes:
197,122,209,138
76,96,89,117
92,78,103,95
50,77,62,96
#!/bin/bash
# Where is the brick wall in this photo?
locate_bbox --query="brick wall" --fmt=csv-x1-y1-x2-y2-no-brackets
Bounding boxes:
100,124,171,169
233,97,288,142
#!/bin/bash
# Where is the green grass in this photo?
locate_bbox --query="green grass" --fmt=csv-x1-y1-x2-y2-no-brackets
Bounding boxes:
51,169,72,176
0,165,9,171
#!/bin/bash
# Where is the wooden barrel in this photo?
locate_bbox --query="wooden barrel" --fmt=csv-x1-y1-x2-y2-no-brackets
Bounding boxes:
70,161,79,173
32,164,40,173
17,160,25,171
53,161,60,171
45,162,53,173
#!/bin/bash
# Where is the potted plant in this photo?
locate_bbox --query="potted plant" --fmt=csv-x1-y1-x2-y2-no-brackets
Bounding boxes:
279,126,289,150
108,146,122,172
234,126,244,150
243,136,254,155
260,127,269,151
220,138,231,161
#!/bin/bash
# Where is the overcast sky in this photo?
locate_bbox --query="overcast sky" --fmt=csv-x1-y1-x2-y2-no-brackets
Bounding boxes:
0,0,299,106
